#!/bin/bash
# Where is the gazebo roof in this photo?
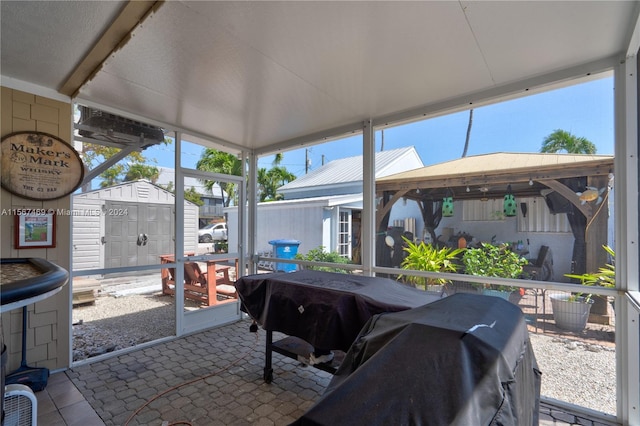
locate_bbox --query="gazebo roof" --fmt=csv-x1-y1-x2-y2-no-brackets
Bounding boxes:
376,152,614,201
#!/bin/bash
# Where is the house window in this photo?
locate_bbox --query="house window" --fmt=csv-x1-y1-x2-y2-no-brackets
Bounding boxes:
338,210,351,258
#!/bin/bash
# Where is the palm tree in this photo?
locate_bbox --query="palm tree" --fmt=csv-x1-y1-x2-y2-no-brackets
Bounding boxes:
461,109,473,158
540,129,596,154
258,166,296,201
99,167,122,188
196,149,242,207
124,164,159,183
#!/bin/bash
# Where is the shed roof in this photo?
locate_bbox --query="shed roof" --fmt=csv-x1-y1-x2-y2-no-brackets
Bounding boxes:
156,167,226,198
73,179,196,205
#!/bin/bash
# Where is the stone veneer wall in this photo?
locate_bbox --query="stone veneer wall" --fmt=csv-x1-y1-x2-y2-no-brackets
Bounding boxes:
1,86,72,371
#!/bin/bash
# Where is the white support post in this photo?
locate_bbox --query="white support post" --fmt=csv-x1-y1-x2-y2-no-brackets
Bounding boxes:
614,50,640,425
174,131,185,335
246,151,258,276
361,120,375,276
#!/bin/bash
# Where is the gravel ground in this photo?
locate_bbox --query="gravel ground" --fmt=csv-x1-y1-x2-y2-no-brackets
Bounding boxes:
72,293,617,415
530,332,616,415
72,293,177,361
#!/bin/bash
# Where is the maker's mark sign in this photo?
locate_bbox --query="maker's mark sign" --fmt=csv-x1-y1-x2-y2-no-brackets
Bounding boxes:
1,132,85,200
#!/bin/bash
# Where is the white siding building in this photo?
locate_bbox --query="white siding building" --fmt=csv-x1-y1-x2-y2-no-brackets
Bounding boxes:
227,147,424,262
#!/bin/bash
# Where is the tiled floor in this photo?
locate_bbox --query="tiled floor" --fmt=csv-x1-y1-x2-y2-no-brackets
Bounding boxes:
29,318,618,426
36,372,105,426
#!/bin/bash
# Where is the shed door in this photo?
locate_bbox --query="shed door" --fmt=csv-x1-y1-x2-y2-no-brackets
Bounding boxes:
105,201,174,268
144,203,174,264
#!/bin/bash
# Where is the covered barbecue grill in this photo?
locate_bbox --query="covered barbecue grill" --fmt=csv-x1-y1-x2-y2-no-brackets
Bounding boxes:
235,270,442,382
293,293,541,425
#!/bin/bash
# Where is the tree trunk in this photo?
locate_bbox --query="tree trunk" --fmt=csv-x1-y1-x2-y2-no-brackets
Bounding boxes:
462,109,473,158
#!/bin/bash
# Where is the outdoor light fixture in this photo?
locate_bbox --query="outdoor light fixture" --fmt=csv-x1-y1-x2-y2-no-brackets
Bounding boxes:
479,186,489,202
503,184,517,217
529,178,534,186
466,186,470,192
442,188,454,217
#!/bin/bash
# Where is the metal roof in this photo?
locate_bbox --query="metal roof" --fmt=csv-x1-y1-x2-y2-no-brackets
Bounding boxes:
280,147,421,191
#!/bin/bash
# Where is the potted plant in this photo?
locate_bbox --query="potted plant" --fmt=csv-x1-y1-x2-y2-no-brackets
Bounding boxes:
565,245,615,288
551,245,615,331
399,237,464,291
215,241,229,253
549,292,594,331
461,243,528,300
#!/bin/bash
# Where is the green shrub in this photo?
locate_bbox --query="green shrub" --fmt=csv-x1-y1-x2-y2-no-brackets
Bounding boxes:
295,246,350,273
461,243,527,291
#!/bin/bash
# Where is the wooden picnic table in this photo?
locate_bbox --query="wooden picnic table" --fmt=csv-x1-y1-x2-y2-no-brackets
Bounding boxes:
159,254,237,307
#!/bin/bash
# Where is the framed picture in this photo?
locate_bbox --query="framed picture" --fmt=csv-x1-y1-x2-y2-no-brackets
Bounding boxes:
14,210,56,249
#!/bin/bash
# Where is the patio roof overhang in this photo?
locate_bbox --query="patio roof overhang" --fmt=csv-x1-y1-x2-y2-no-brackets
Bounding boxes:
1,2,638,154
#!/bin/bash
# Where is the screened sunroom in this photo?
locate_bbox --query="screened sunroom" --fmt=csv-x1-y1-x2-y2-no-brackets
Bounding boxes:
1,2,639,424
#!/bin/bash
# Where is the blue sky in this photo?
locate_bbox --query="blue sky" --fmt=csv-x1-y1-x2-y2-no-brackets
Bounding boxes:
147,75,614,177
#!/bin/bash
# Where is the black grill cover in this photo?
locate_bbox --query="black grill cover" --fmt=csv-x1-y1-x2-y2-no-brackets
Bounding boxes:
293,293,541,426
235,270,441,352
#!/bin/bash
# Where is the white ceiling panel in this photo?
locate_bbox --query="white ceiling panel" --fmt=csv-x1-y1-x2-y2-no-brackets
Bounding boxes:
2,1,638,152
463,1,636,83
182,2,493,114
0,1,125,90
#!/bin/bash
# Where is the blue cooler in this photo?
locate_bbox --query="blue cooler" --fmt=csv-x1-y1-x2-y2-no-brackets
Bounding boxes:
269,239,301,272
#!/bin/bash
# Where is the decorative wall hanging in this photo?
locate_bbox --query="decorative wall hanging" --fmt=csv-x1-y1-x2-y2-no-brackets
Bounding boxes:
442,189,454,217
503,185,517,217
14,209,56,249
1,132,84,200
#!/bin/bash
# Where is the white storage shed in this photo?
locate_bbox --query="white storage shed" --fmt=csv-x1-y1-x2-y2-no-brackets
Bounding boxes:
72,180,198,271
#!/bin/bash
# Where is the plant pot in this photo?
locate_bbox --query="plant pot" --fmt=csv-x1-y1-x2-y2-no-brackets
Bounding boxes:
481,288,511,301
426,284,445,293
550,294,594,332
